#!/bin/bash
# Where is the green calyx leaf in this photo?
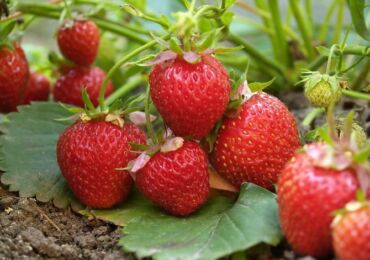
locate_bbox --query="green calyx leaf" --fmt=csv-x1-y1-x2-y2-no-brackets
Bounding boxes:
0,20,16,42
249,77,276,92
168,37,183,54
353,143,370,164
81,88,96,112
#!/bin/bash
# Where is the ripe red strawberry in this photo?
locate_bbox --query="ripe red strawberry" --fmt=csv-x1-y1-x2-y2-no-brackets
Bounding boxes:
136,141,209,216
57,120,146,208
22,72,50,104
53,66,113,107
57,20,100,66
149,54,231,139
0,43,29,113
277,143,366,258
333,203,370,260
211,92,300,189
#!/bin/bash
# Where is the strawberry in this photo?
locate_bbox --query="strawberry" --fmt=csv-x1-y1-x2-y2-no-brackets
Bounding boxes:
149,54,231,139
211,92,300,189
22,72,50,104
0,43,29,113
332,202,370,260
302,72,342,108
53,66,113,107
135,140,209,216
57,120,146,208
57,20,100,66
277,143,368,258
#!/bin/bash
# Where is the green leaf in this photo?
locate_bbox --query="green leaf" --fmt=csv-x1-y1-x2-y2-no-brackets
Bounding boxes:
347,0,370,41
221,11,234,26
0,102,77,208
249,77,276,92
168,38,183,53
120,183,282,260
122,4,144,17
353,143,370,163
79,189,159,226
0,21,16,41
81,88,96,111
224,0,237,8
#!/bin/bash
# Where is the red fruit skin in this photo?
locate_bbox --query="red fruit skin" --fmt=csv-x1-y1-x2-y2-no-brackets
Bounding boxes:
0,44,29,112
136,141,209,216
53,67,112,107
212,93,300,189
333,207,370,260
278,143,362,258
57,20,100,66
22,72,50,104
57,121,146,208
149,55,231,139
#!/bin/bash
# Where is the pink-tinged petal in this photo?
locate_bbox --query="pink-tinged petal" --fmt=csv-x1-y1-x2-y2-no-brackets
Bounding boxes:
129,111,156,126
160,137,184,153
163,128,174,139
130,153,151,173
356,165,370,194
146,50,177,66
232,81,254,101
183,51,201,64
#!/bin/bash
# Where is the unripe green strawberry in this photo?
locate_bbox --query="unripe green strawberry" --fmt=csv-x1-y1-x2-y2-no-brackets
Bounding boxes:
303,72,341,108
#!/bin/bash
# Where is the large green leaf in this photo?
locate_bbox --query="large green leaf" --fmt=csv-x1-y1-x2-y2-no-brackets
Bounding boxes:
79,189,160,226
119,183,282,260
0,102,77,208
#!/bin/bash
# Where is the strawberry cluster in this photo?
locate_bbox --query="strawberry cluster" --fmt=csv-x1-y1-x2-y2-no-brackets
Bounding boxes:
53,19,112,107
56,39,301,216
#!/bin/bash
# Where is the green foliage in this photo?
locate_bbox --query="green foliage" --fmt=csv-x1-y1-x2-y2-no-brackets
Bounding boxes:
347,0,370,41
0,102,77,208
119,184,282,260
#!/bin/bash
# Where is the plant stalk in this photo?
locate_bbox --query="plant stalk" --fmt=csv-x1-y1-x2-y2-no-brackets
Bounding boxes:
268,0,293,67
228,33,285,77
105,76,145,106
342,89,370,101
98,34,171,111
289,0,315,60
16,2,149,44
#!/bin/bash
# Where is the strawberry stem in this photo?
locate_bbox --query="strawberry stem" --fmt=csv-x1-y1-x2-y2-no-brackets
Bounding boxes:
326,44,338,74
105,76,145,106
144,85,157,144
302,108,325,127
342,89,370,101
97,33,171,111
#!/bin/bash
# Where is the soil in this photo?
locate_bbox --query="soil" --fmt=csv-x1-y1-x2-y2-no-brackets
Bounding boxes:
0,92,369,260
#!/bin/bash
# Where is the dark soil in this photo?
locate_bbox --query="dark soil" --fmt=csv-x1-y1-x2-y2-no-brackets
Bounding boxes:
0,93,369,260
0,185,128,260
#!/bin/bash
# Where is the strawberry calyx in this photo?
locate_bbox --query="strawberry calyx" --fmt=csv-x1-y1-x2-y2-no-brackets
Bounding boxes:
331,200,370,228
305,109,370,193
123,131,185,176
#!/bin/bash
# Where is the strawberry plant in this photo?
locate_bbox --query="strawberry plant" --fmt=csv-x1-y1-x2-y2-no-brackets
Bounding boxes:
0,0,369,259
